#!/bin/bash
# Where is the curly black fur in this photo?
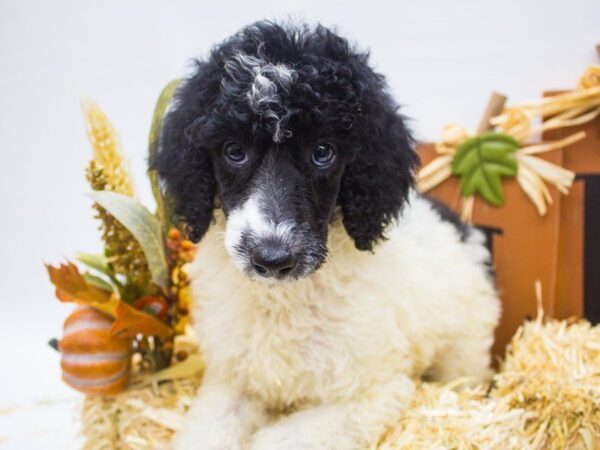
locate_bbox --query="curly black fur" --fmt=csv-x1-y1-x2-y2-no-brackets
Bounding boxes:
152,20,418,251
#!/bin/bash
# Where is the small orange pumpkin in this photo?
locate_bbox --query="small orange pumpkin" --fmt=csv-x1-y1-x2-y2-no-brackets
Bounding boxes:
59,306,131,395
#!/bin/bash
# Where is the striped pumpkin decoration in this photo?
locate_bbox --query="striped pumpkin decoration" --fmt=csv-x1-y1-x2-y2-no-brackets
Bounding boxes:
59,306,131,395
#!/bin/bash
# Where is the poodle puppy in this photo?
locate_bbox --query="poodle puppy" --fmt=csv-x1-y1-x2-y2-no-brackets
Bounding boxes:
153,21,500,450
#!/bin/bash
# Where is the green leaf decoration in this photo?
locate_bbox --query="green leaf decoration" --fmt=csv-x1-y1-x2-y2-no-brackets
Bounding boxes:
148,79,181,234
76,252,111,275
76,251,122,289
451,132,520,206
89,191,168,288
83,272,114,292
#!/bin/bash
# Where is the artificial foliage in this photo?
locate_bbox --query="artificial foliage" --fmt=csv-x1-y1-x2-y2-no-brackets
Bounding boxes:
451,132,519,206
84,98,153,301
47,86,196,393
83,98,134,197
148,79,181,235
86,162,153,301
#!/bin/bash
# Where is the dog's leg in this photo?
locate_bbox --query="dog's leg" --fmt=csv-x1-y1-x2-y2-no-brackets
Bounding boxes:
175,381,268,450
429,330,495,385
250,375,414,450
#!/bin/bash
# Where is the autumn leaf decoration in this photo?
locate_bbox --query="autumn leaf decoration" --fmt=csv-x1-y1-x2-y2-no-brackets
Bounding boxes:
45,262,170,339
46,262,114,313
47,83,194,383
111,301,172,340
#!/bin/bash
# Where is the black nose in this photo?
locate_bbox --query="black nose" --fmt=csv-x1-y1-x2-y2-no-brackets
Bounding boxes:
251,244,297,278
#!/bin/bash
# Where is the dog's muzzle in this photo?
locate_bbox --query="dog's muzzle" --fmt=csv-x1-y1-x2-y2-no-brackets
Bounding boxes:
224,200,325,281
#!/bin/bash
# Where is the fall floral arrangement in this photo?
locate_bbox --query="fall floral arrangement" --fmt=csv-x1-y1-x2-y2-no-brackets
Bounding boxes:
46,81,202,395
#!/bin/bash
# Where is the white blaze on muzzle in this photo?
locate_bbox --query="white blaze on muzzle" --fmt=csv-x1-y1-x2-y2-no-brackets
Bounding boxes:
224,192,296,271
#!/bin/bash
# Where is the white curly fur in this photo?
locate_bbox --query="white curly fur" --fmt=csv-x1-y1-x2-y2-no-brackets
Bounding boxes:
175,194,500,450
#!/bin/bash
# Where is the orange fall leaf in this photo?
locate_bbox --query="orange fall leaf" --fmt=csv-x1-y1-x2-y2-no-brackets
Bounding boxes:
110,301,172,340
46,262,112,305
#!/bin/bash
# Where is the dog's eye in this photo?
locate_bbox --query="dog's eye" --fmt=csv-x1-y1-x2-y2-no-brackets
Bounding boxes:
312,143,336,168
224,142,247,165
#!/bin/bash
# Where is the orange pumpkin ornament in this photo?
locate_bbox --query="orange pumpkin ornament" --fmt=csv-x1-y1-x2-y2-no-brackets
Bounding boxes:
59,306,132,395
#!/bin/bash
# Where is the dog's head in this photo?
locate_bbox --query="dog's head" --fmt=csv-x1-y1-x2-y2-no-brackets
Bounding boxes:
153,21,418,281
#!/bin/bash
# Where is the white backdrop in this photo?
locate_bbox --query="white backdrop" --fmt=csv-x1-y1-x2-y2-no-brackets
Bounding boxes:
0,0,598,447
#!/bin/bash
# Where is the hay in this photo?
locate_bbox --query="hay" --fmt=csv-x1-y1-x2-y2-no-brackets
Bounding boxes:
493,314,600,449
82,374,201,450
81,336,203,450
378,311,600,450
81,313,600,449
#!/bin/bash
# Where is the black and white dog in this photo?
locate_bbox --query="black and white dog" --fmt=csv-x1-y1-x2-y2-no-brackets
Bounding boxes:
153,21,500,450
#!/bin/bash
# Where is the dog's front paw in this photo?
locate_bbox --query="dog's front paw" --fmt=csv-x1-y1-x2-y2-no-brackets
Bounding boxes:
250,407,358,450
174,381,268,450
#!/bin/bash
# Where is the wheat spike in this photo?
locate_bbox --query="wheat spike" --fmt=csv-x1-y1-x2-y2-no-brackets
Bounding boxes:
82,98,134,196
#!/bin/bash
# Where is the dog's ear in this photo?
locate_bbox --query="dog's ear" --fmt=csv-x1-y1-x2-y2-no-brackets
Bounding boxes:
151,63,219,242
339,88,419,251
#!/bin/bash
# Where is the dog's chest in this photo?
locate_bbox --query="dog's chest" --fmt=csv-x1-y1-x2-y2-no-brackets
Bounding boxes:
239,308,333,407
196,277,359,409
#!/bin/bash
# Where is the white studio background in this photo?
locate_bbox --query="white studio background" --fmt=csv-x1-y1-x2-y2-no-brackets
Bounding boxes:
0,0,598,447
